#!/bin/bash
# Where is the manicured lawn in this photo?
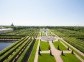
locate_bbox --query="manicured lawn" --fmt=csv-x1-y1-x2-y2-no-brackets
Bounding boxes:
40,41,49,51
62,40,84,59
53,41,67,50
28,40,38,62
61,53,81,62
38,54,55,62
41,32,46,36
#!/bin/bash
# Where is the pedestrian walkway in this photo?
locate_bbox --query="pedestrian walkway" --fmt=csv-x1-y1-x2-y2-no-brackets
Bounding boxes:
34,38,40,62
49,41,63,62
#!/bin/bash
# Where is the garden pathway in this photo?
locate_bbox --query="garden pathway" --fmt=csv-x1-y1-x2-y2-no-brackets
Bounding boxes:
34,37,40,62
49,41,63,62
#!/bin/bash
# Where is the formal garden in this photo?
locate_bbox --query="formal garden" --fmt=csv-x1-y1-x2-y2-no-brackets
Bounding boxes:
0,26,84,62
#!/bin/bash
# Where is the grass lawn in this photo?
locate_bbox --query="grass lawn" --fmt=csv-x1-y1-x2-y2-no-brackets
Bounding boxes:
40,41,49,51
62,39,84,59
28,40,38,62
61,53,81,62
38,54,55,62
53,41,67,50
41,32,46,36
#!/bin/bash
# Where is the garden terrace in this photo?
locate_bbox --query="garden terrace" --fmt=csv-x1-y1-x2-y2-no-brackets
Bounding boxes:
50,27,84,53
50,27,84,60
2,28,39,37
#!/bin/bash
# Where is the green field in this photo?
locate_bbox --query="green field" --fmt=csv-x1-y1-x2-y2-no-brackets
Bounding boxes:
61,53,80,62
38,54,55,62
40,41,49,50
53,41,67,50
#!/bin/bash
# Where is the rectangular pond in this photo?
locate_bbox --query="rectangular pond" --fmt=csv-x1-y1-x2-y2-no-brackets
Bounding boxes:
0,40,16,51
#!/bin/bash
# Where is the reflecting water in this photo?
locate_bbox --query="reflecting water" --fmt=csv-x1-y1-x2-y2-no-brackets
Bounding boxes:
0,42,13,51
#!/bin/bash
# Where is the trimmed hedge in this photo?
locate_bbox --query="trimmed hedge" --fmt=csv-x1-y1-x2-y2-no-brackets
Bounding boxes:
4,37,31,62
16,38,34,62
0,36,29,62
0,37,25,56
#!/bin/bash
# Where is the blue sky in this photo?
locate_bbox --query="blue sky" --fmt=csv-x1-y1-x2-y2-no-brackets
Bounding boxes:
0,0,84,26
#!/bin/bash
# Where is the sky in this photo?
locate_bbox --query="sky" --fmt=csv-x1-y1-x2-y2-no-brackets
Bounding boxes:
0,0,84,26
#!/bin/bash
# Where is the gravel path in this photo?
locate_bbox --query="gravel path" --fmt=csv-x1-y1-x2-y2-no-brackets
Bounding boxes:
49,41,63,62
34,34,41,62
